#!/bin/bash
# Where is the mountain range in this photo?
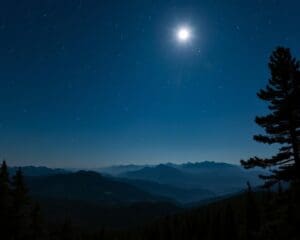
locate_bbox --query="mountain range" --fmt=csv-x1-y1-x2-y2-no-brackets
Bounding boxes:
11,161,264,204
7,161,265,228
9,166,68,176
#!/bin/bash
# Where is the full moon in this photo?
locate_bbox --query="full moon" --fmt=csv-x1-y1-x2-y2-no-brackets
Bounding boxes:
176,27,191,42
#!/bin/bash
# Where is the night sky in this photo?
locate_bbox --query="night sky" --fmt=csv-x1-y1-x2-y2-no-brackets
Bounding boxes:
1,0,300,168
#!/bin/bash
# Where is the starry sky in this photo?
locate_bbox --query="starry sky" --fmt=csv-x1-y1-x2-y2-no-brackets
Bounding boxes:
1,0,300,168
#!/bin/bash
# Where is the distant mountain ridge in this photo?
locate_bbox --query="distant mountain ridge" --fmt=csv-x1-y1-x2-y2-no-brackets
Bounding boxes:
97,161,247,176
180,161,236,169
9,166,69,176
11,161,248,177
119,161,264,195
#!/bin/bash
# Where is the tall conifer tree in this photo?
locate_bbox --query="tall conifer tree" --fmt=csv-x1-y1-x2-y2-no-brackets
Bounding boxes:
11,168,30,240
0,160,12,239
241,47,300,185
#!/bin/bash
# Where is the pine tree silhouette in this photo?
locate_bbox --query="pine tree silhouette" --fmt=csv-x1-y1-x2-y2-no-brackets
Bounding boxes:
0,160,12,239
12,168,29,210
11,168,30,240
241,47,300,186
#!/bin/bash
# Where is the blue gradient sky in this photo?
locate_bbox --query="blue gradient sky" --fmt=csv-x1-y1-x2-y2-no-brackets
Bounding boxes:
1,0,300,167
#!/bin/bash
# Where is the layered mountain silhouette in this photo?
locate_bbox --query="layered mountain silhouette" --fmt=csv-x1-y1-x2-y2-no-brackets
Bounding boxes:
119,162,264,195
120,178,215,203
25,171,168,205
12,161,264,205
23,170,181,228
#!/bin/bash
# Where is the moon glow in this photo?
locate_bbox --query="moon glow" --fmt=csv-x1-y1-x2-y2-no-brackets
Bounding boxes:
176,27,191,42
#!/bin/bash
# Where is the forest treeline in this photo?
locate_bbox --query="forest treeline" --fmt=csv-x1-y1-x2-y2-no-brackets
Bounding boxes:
0,46,299,239
0,161,44,240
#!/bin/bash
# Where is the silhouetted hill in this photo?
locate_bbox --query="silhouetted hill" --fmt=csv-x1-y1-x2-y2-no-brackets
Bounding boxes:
25,171,168,205
9,166,69,176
